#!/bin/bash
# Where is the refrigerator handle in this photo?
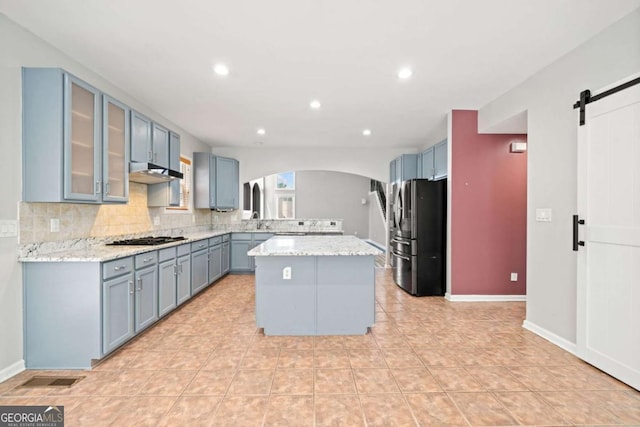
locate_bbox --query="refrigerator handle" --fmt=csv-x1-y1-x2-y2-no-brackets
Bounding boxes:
392,251,411,261
391,239,410,246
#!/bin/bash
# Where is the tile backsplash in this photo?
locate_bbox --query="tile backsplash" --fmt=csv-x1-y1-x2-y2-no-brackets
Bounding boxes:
19,183,211,244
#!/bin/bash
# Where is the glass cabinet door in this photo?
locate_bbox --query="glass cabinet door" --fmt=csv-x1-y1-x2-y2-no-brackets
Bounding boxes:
64,75,101,201
103,96,130,202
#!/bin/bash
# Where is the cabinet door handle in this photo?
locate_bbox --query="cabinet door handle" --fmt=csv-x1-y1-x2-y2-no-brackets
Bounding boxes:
198,243,205,248
143,257,153,263
148,150,153,161
129,280,134,295
114,265,127,271
174,265,178,276
95,181,101,194
136,278,142,292
179,264,183,273
105,182,111,195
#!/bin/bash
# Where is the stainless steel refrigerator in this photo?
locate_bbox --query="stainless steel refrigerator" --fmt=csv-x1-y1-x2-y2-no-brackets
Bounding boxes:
390,179,446,296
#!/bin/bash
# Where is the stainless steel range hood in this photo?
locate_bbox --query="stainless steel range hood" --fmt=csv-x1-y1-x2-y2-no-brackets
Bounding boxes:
129,162,183,184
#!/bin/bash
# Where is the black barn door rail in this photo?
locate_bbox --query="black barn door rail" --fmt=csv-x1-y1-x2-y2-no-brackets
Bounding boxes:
573,76,640,125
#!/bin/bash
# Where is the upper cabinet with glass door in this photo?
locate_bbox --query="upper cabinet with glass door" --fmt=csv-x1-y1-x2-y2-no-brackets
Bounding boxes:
65,76,101,201
102,96,130,202
22,68,129,203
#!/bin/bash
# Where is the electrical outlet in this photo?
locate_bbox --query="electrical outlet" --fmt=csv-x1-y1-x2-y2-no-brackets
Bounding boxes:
282,266,292,280
510,272,518,282
50,218,60,233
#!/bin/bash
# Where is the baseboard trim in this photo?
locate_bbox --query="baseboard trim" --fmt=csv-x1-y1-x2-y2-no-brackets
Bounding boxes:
445,293,526,302
522,320,577,355
0,360,25,383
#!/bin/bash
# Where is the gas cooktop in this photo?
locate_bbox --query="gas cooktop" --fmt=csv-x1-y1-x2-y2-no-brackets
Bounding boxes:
107,236,186,246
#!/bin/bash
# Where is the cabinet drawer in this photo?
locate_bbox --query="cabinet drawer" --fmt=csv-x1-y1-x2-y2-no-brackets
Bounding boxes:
135,251,157,268
177,243,190,257
222,233,230,242
103,257,134,280
158,247,176,263
209,236,223,246
191,240,208,252
232,233,252,241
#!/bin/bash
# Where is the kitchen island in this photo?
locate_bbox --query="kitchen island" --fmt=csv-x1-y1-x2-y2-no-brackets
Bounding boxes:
248,235,382,335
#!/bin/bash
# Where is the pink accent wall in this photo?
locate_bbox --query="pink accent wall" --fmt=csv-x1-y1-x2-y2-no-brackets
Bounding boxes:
451,110,527,295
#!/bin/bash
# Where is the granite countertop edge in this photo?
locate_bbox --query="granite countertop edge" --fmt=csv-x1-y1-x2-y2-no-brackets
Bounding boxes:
19,229,352,263
248,235,382,257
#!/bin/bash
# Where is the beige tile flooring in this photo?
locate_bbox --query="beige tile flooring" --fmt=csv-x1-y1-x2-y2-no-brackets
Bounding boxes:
1,269,639,426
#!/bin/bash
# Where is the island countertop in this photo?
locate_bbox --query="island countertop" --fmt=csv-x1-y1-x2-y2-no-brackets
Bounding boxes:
248,235,382,257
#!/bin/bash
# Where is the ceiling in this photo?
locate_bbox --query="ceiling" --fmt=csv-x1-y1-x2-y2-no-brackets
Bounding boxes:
2,0,639,148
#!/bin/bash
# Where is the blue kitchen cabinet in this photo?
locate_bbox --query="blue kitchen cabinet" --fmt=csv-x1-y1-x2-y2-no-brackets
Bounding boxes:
134,252,159,332
193,152,240,210
231,232,274,273
158,248,178,318
130,110,152,163
169,131,181,170
389,154,418,183
418,139,448,180
22,67,127,203
130,112,171,169
231,236,253,272
191,240,209,295
434,139,448,180
216,156,239,209
176,252,192,306
102,96,130,202
222,236,231,274
102,259,135,355
419,147,435,179
151,122,169,168
208,236,223,283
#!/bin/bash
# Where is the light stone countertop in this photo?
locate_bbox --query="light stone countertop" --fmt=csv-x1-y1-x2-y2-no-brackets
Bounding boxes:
248,235,382,257
19,230,237,263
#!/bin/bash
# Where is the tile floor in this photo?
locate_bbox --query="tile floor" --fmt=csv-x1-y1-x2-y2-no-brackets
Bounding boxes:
1,269,639,426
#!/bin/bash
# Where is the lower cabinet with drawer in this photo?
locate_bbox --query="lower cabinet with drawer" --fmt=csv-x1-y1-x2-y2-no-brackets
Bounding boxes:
23,235,232,369
231,232,274,273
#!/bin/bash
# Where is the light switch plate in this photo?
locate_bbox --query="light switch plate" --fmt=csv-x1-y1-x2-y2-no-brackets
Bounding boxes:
535,208,552,222
0,220,18,237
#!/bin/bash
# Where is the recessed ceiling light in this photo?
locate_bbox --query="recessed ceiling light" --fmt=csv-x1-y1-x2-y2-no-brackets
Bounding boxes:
310,100,321,110
362,129,372,136
397,67,412,80
213,63,230,76
257,128,266,136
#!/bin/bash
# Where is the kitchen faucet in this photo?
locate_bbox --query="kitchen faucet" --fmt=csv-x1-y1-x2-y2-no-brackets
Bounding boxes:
250,211,262,229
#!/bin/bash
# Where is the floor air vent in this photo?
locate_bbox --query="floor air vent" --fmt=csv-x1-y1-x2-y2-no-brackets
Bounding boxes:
20,376,84,388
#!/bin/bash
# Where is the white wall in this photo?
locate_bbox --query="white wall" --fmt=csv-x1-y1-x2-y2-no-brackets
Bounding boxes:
367,192,387,247
295,171,370,237
478,9,640,344
0,14,210,380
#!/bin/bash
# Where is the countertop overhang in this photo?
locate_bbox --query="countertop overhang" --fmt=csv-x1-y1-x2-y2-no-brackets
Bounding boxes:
248,235,382,257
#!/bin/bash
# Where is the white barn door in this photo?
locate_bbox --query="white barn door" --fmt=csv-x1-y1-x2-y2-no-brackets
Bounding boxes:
576,76,640,390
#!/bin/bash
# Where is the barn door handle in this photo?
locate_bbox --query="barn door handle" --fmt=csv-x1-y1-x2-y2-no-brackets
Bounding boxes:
573,215,585,251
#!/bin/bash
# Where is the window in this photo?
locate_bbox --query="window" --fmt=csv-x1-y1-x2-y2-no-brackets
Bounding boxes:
166,156,192,212
276,195,295,219
276,171,295,190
